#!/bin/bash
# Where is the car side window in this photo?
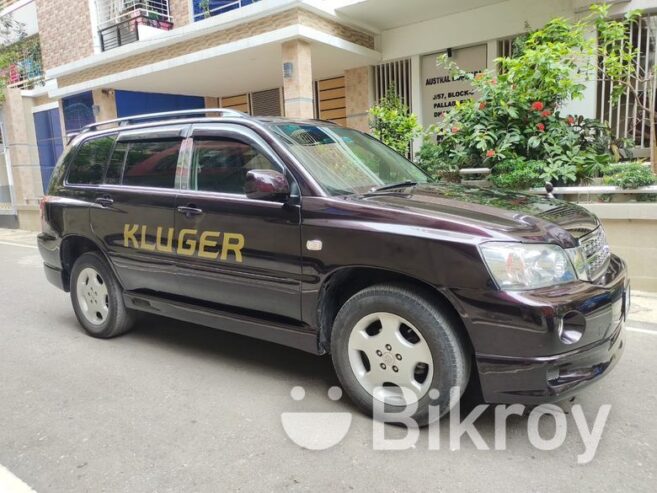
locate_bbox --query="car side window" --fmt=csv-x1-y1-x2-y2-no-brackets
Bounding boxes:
116,139,181,189
67,135,116,185
192,138,281,194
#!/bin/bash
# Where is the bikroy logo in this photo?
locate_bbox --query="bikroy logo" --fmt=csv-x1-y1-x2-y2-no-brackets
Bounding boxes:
281,386,611,464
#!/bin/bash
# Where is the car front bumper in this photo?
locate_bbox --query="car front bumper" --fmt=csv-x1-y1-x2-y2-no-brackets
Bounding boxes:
449,254,629,404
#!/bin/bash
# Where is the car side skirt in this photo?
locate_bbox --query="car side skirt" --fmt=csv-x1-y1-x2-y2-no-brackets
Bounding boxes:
123,291,320,354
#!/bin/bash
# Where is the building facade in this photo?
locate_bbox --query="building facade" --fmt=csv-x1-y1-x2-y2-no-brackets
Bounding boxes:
1,0,656,231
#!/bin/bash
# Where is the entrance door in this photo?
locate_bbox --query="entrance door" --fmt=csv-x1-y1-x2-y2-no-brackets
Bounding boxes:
174,123,302,320
33,107,64,192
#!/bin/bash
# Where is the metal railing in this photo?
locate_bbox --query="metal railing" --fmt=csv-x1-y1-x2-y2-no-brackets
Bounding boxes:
597,13,657,151
193,0,260,22
95,0,172,29
0,36,43,89
99,13,173,51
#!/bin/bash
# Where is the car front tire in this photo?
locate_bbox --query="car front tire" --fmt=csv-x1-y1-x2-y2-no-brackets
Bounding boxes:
330,283,470,426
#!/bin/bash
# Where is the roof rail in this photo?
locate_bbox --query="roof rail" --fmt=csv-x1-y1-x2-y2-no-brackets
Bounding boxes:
80,108,248,133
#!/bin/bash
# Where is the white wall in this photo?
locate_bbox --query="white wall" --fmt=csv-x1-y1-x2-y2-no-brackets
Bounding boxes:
377,0,657,125
379,0,574,61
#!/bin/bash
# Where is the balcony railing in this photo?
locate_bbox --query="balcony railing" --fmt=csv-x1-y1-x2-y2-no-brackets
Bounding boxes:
96,1,173,51
192,0,260,22
0,36,43,89
99,13,173,51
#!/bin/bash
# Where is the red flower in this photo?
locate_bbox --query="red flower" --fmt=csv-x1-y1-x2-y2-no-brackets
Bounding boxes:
491,79,497,85
567,116,575,125
536,122,545,132
475,73,484,81
451,126,460,134
479,102,487,110
541,110,552,117
531,101,544,111
486,149,496,158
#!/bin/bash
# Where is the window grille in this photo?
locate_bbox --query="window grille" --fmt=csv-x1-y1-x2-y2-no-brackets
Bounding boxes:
597,14,657,149
373,58,412,109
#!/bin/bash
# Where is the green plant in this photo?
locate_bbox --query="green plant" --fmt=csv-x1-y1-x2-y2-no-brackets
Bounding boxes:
199,0,211,18
415,138,461,182
540,158,578,184
369,86,421,155
420,4,654,190
603,163,656,189
490,158,543,190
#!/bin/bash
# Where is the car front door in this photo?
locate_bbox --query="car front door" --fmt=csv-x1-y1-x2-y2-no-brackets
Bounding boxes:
89,125,188,294
173,123,302,320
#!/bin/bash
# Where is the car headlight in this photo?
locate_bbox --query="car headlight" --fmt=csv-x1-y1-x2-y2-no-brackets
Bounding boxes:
480,242,580,290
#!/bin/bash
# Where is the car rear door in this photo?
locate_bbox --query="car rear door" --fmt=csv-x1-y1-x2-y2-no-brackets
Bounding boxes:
89,124,188,295
173,123,303,320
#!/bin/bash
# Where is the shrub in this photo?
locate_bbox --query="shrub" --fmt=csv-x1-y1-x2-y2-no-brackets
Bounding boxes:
369,87,421,155
490,159,544,190
417,10,622,188
603,163,656,189
415,138,461,182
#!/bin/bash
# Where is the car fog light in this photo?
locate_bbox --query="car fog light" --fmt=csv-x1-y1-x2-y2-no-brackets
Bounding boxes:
558,311,586,344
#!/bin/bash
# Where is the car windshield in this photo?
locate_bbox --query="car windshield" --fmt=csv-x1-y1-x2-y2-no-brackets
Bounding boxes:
268,123,430,196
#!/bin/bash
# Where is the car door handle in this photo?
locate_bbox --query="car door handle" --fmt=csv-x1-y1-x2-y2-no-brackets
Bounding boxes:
95,196,113,207
177,205,204,217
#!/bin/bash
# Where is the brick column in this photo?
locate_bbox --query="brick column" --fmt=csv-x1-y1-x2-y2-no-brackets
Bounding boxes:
3,87,44,230
345,66,373,132
92,89,117,122
281,40,314,118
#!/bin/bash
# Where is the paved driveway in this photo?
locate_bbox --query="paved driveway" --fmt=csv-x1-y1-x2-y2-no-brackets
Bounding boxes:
0,231,655,492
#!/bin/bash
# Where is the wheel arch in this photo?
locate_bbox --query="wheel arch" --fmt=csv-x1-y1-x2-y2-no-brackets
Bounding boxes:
60,234,110,291
316,266,473,355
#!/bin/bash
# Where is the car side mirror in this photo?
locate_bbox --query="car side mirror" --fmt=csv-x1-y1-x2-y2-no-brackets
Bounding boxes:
245,169,290,202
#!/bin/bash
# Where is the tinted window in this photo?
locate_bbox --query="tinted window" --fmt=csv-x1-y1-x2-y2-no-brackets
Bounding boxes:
192,138,280,194
67,136,115,184
105,141,128,185
121,140,181,188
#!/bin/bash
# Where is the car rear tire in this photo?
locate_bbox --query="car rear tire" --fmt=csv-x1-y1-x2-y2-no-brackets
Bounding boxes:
330,283,470,426
70,252,135,338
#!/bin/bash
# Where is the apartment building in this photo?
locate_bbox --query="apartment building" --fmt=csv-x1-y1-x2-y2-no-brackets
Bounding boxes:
1,0,656,230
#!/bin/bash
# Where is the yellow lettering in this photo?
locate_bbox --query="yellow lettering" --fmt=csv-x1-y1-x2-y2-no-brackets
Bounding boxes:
156,226,174,253
198,231,221,259
140,225,156,251
221,233,245,262
177,229,197,256
123,224,139,248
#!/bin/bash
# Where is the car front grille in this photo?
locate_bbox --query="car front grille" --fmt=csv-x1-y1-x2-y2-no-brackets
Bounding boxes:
579,226,611,280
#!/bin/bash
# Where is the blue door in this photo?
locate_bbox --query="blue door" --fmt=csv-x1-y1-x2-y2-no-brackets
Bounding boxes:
115,90,205,118
33,108,64,192
62,91,95,132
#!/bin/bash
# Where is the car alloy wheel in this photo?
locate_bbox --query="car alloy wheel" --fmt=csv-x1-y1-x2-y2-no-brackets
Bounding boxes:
75,266,109,325
347,311,434,406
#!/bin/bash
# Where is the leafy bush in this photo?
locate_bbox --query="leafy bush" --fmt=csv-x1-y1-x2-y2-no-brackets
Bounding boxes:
416,10,623,188
489,158,544,190
415,137,461,182
369,87,421,155
603,163,656,189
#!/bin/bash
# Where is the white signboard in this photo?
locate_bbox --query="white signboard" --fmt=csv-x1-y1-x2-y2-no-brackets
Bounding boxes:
421,45,488,126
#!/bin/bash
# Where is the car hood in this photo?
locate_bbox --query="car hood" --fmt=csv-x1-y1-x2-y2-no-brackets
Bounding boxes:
347,183,599,247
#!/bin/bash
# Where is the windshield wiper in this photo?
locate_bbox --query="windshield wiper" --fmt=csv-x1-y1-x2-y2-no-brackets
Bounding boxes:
368,180,418,193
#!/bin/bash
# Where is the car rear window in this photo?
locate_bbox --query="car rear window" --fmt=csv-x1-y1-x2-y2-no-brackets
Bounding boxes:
106,139,181,189
67,136,115,185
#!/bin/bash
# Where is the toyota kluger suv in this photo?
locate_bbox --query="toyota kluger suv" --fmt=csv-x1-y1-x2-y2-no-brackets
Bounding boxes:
38,109,629,425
